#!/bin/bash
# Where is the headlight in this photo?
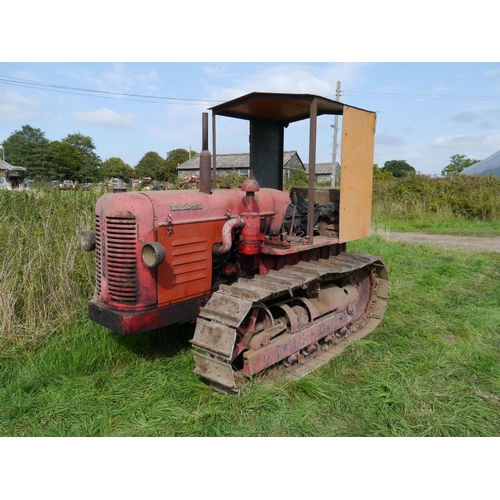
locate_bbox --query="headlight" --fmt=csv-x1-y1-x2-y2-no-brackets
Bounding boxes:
142,242,166,267
80,230,96,252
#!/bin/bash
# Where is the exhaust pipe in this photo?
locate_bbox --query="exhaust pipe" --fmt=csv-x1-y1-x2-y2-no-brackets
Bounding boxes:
199,112,211,194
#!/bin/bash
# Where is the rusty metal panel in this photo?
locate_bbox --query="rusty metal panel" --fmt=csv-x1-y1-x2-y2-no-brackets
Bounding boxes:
210,92,345,125
192,351,237,389
191,318,237,360
157,220,225,306
339,106,376,243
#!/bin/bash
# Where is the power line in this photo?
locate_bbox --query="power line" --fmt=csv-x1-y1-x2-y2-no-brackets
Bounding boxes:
2,73,499,106
0,75,222,105
341,90,500,101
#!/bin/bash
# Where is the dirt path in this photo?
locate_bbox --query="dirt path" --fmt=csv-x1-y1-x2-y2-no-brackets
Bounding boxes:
381,232,500,253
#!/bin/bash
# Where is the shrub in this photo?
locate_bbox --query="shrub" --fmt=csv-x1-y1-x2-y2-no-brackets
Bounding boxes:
373,174,500,221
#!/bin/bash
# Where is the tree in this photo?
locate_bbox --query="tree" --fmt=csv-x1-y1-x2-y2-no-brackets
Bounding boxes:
441,154,480,176
59,133,102,182
101,157,135,181
2,125,58,179
286,169,308,188
381,159,415,178
135,151,166,180
52,141,82,180
373,164,394,181
165,148,198,182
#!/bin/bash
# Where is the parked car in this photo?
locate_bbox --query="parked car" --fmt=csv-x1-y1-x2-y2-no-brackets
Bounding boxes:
60,180,75,190
109,178,127,191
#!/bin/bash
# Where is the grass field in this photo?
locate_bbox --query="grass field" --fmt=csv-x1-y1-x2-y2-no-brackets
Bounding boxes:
2,185,497,497
1,186,500,439
1,219,499,436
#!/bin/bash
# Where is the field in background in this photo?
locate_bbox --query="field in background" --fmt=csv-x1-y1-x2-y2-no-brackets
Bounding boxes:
1,180,499,436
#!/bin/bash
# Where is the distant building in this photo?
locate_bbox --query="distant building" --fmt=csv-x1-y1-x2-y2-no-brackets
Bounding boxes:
0,159,28,190
304,162,340,185
0,159,13,177
177,150,306,183
461,150,500,177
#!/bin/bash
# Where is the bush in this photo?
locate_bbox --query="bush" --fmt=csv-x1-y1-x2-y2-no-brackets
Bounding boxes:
373,174,500,221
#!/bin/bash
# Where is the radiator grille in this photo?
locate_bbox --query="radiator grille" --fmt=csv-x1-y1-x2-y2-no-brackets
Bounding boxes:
95,215,102,295
100,216,138,303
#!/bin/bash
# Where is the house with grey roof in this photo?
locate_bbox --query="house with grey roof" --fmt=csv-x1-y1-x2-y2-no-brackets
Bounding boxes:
0,159,26,177
0,159,13,176
304,162,340,185
177,150,306,183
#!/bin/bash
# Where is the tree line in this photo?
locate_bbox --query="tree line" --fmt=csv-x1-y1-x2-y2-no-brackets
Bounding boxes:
1,124,480,184
1,125,197,183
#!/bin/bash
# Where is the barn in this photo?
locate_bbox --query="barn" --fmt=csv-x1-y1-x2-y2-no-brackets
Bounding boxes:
177,150,306,183
304,162,340,185
461,150,500,177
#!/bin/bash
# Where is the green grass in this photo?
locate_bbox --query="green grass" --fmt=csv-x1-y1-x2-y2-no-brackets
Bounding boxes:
1,234,499,436
372,211,500,236
2,187,500,437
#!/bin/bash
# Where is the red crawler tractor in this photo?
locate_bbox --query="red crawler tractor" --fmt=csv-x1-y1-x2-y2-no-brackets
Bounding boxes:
81,92,388,392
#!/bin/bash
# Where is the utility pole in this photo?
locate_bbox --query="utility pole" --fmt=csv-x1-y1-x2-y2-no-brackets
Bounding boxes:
331,81,341,188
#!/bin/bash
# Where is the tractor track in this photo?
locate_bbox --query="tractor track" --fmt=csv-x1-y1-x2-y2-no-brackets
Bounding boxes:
191,252,389,393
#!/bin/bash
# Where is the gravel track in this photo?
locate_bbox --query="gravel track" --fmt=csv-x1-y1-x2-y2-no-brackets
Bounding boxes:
380,232,500,253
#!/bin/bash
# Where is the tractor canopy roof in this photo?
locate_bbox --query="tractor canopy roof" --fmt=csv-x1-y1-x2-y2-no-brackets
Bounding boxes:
210,92,374,126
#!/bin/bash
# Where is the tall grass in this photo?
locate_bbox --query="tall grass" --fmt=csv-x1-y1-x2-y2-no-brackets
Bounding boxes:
0,188,101,345
373,174,500,234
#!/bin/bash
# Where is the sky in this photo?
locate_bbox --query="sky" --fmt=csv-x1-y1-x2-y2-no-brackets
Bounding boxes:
2,2,499,178
2,61,500,177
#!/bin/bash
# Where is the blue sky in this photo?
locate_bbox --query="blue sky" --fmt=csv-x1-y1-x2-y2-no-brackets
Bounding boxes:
2,62,499,176
2,3,499,177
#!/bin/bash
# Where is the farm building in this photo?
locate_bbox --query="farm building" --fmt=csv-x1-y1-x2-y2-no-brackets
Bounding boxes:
0,159,28,190
461,150,500,177
0,159,14,177
304,162,340,185
177,150,306,183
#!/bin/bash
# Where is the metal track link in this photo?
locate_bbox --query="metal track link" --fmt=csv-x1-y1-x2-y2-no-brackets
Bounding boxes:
191,252,388,393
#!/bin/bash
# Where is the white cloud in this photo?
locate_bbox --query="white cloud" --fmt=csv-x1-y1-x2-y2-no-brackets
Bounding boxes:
202,64,236,79
72,108,136,128
0,90,41,121
430,133,500,153
404,151,426,161
485,67,500,78
101,63,159,92
61,63,160,94
206,63,370,102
